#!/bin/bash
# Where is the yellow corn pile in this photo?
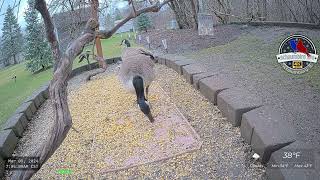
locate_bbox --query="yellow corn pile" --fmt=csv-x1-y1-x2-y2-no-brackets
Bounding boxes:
34,74,201,178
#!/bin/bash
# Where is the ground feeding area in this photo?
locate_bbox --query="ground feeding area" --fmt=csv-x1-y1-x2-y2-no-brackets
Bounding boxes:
35,74,202,177
9,64,265,179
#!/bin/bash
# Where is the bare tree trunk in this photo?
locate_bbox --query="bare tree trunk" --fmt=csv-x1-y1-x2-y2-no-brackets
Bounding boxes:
223,0,232,22
213,0,232,23
262,0,267,21
297,0,319,23
201,0,319,24
169,0,197,29
277,0,285,21
246,0,250,18
283,0,298,22
13,55,17,64
171,1,188,29
190,0,198,30
256,0,262,19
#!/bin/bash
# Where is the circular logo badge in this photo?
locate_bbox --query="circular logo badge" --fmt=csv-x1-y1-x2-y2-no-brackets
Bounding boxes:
277,34,318,74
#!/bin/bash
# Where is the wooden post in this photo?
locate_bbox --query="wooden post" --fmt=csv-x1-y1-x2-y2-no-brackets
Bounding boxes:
96,38,104,63
92,0,105,68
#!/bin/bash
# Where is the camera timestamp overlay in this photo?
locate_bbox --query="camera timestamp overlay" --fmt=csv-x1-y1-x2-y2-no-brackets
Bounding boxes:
268,148,315,169
5,157,40,171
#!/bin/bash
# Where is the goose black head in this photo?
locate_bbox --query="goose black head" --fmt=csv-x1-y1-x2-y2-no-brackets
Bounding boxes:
138,101,154,122
120,39,131,47
132,75,154,123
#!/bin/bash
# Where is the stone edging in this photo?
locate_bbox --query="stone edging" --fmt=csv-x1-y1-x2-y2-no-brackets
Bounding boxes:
231,21,320,29
0,57,121,177
155,54,319,180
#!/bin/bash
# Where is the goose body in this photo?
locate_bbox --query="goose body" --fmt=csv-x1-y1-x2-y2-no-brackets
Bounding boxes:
118,40,155,122
119,47,155,94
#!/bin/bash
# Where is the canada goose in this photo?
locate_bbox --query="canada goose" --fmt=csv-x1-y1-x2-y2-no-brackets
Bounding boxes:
120,39,131,48
119,39,155,122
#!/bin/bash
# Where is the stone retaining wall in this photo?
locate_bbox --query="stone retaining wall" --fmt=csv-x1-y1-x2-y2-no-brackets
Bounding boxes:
0,57,121,177
155,54,319,180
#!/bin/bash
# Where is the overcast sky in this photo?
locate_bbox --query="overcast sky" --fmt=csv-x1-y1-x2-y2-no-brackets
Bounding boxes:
0,0,127,33
0,0,29,31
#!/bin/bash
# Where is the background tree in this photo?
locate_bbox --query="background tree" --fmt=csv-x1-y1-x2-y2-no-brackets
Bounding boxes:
0,37,6,67
1,6,23,66
170,0,320,27
25,0,53,73
137,13,152,32
115,8,123,20
169,0,199,29
202,0,320,24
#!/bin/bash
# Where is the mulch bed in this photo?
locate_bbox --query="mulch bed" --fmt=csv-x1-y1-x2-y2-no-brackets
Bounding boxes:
137,24,251,54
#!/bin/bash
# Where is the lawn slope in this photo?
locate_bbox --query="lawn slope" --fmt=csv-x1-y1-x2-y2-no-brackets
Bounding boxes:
0,32,136,126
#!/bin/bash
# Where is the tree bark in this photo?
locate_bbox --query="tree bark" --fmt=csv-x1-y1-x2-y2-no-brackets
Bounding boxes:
10,0,98,179
169,0,194,29
190,0,198,30
98,0,174,39
283,0,299,22
13,55,17,64
246,0,249,18
262,0,267,21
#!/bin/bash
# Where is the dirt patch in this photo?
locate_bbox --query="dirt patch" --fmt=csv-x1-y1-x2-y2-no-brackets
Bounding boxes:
137,24,251,54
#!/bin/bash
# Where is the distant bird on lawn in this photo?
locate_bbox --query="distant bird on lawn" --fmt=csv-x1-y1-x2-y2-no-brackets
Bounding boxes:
297,39,310,57
120,39,131,48
119,39,156,122
12,75,17,83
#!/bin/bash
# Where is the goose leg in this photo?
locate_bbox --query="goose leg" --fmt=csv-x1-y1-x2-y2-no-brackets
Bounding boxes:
145,85,150,101
145,85,152,109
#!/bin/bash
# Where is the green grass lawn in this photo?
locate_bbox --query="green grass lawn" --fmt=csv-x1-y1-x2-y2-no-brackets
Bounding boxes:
0,32,136,126
99,32,138,58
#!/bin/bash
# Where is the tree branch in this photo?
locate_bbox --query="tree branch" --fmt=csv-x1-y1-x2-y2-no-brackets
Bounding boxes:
10,0,98,179
35,0,61,71
130,0,137,16
97,0,173,39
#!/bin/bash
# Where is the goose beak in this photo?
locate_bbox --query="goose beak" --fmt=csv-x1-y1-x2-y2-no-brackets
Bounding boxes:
146,112,154,123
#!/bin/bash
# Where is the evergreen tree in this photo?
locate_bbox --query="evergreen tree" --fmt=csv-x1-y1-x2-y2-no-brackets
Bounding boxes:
115,8,123,21
0,37,5,67
1,6,23,66
24,0,53,73
137,13,152,32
